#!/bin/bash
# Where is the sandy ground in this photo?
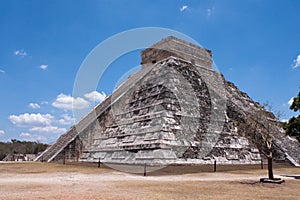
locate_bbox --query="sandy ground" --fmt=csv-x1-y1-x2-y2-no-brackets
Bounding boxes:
0,162,300,200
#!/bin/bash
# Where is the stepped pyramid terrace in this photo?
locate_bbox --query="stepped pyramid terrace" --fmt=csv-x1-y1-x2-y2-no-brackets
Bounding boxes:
35,36,300,168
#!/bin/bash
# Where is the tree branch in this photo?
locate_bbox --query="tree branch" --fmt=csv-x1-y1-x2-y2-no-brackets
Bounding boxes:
255,142,269,158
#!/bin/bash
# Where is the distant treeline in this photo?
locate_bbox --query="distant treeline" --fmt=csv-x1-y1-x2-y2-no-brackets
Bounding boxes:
0,139,48,160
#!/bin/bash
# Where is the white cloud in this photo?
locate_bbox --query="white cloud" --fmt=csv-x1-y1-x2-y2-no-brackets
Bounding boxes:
29,126,66,134
58,114,75,125
9,113,54,127
52,93,90,110
41,101,49,105
0,69,5,74
288,97,294,106
20,132,47,142
29,103,41,109
84,91,106,103
180,5,188,12
14,49,27,57
52,91,106,111
292,54,300,69
39,64,48,70
20,132,31,139
0,130,4,136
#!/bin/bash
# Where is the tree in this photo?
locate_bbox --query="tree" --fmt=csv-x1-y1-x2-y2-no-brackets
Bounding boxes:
290,92,300,112
0,140,48,161
0,142,10,160
240,103,280,181
284,91,300,142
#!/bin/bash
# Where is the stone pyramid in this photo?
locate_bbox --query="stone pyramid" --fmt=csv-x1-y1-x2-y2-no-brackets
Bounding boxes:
36,36,300,167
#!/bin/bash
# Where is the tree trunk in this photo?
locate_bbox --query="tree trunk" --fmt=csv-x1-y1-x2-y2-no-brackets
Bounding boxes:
267,156,274,180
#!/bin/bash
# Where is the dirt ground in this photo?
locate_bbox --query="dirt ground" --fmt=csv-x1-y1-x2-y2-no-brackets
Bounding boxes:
0,162,299,200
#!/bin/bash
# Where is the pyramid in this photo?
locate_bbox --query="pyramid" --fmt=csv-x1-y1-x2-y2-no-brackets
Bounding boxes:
36,36,300,167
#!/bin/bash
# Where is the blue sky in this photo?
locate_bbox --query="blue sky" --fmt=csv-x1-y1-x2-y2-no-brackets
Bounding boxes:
0,0,299,143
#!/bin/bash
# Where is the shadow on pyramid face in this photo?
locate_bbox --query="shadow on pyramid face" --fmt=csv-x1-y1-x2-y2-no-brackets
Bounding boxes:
37,33,300,174
78,37,227,173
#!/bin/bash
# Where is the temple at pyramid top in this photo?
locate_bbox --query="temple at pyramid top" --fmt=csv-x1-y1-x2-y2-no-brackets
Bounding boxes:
141,36,213,69
35,36,300,169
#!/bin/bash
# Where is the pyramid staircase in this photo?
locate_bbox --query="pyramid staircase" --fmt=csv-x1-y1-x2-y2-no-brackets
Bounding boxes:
34,127,78,162
35,64,153,162
36,36,300,166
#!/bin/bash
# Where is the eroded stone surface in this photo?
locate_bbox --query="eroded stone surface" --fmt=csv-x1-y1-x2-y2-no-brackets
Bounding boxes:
36,36,300,167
